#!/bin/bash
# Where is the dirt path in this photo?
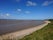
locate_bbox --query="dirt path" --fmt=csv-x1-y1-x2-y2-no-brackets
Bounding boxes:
0,21,50,40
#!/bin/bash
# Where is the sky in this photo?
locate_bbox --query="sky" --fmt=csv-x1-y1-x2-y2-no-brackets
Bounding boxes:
0,0,53,20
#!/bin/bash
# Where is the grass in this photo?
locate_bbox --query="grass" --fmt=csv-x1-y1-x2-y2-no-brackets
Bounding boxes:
0,19,53,40
19,19,53,40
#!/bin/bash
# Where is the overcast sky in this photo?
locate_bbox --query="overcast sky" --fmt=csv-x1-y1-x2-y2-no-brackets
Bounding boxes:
0,0,53,20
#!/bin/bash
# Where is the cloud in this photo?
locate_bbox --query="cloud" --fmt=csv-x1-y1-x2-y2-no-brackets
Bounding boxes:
26,1,37,6
49,1,53,4
16,0,20,2
42,1,49,6
5,13,10,17
0,13,10,17
0,13,10,19
0,14,4,19
25,11,30,14
42,1,53,6
17,9,22,12
0,13,3,17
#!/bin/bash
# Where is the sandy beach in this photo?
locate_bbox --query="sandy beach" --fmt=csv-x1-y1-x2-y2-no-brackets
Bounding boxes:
0,21,50,40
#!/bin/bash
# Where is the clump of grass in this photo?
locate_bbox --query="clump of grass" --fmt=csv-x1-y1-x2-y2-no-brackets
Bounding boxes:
19,19,53,40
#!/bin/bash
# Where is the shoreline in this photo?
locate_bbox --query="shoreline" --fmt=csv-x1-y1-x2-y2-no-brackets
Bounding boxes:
0,21,50,40
0,20,44,35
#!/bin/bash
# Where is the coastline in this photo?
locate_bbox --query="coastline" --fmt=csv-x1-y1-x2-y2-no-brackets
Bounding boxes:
0,21,50,40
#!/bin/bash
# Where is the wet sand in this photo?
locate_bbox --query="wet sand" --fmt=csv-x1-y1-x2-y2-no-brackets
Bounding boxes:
0,19,45,35
0,21,50,40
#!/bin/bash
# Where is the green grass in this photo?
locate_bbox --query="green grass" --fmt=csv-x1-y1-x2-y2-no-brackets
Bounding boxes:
0,19,53,40
19,19,53,40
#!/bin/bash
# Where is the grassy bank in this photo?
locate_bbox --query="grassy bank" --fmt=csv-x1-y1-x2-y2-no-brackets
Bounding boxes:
20,19,53,40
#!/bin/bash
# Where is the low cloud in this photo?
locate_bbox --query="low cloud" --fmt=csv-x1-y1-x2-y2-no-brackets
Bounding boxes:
0,13,10,17
25,11,30,14
5,13,10,17
0,13,3,17
0,13,10,18
26,1,37,6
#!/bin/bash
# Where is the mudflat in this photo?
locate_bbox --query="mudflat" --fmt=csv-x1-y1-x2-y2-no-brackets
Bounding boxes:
0,19,45,35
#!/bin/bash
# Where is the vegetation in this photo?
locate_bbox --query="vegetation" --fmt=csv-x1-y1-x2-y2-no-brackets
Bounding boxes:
19,19,53,40
0,19,53,40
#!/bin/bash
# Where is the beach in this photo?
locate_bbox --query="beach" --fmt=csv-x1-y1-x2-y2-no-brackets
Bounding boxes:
0,21,50,40
0,20,44,35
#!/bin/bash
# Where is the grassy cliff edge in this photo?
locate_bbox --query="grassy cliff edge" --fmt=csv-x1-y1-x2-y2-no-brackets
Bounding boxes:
20,19,53,40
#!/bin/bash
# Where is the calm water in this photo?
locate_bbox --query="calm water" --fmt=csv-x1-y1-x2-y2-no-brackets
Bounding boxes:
0,20,45,35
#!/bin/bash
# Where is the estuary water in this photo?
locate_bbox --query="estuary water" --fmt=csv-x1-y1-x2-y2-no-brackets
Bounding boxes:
0,20,45,35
